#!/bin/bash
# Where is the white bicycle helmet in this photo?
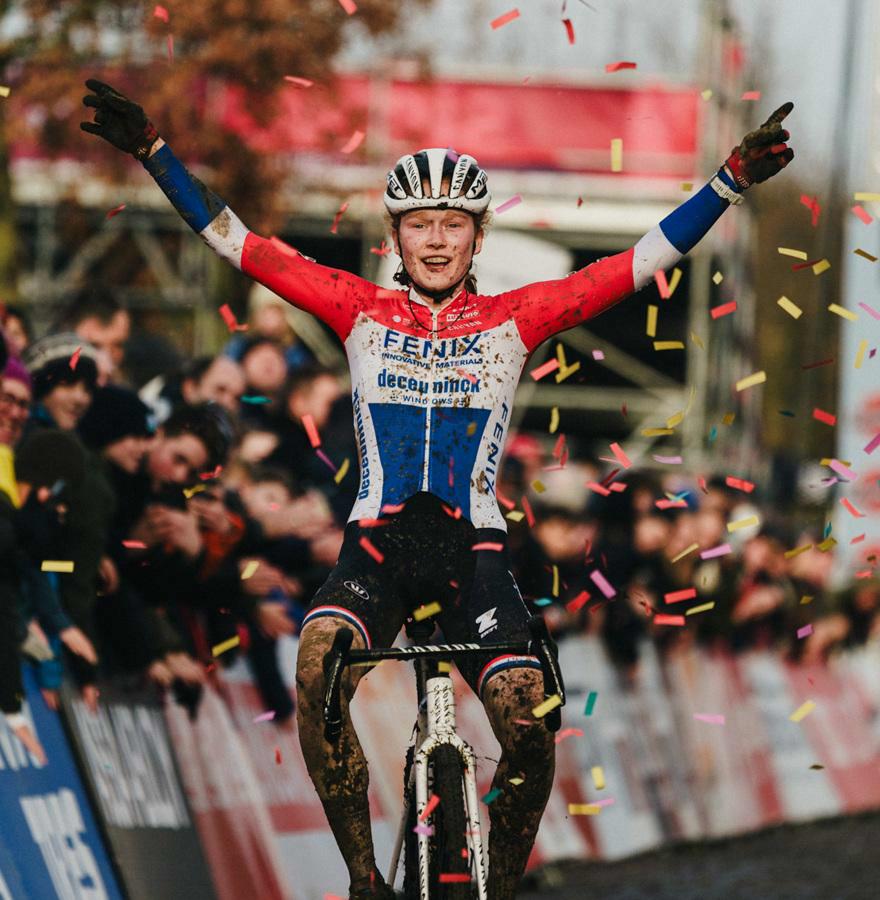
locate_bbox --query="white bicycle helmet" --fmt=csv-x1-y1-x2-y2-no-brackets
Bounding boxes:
384,148,491,215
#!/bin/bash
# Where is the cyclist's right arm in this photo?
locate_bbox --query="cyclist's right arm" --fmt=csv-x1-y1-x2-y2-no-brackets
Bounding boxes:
142,138,370,340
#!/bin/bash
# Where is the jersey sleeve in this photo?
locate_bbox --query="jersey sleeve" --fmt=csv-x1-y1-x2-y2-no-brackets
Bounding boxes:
143,142,371,341
506,172,742,352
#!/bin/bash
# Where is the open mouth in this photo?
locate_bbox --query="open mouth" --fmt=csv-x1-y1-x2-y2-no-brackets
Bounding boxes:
422,256,451,273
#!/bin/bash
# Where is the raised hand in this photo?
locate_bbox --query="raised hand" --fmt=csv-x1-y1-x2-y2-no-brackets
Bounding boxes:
80,79,159,159
725,101,795,187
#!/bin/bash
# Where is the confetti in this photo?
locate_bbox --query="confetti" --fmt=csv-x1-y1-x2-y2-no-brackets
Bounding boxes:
302,414,321,447
701,89,713,100
797,624,814,640
490,8,520,29
735,371,766,391
726,476,755,493
568,803,601,815
777,296,802,319
854,192,880,202
439,875,471,884
829,459,857,480
554,727,584,744
472,541,504,552
605,60,637,72
653,455,683,465
359,536,384,563
654,269,671,298
645,305,658,337
68,347,82,370
41,560,74,573
549,406,560,434
274,746,282,765
241,560,260,580
253,711,276,723
665,587,697,604
686,602,715,615
654,341,684,350
854,248,878,262
334,458,350,484
240,395,268,405
800,194,820,227
812,258,831,275
0,86,10,98
105,203,126,219
864,432,880,454
494,194,522,215
340,130,365,154
482,787,502,804
711,301,737,319
852,204,873,224
671,542,699,563
122,540,146,550
668,267,683,296
414,601,442,621
841,497,865,518
566,591,590,613
419,794,440,821
562,18,575,43
777,247,807,259
166,34,173,63
827,303,858,321
330,201,349,235
741,90,761,101
590,570,616,598
591,766,606,790
554,362,580,383
789,700,816,723
530,358,559,381
153,5,169,22
654,614,685,626
610,138,623,172
412,824,434,836
855,340,868,369
284,76,313,88
693,713,725,725
813,408,836,426
369,240,391,256
727,515,759,533
700,543,732,559
337,0,358,14
532,694,562,718
584,692,598,716
212,635,240,657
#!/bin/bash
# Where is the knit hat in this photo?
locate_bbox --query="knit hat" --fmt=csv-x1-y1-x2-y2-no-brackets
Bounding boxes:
22,333,99,401
78,384,153,450
2,355,32,392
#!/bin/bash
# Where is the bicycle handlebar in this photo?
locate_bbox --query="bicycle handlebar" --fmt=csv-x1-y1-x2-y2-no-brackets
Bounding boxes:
321,615,566,742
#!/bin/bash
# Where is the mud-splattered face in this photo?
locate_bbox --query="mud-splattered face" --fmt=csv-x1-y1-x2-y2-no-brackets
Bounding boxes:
393,209,483,299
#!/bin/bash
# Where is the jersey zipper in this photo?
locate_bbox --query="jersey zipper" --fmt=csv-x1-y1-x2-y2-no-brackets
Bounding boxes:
420,304,439,491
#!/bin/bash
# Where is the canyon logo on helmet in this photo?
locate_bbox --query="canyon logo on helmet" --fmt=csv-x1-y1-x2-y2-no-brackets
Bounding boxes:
384,148,491,215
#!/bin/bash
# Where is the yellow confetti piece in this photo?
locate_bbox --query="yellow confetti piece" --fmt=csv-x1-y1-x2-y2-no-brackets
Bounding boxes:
552,565,559,597
735,371,766,391
721,412,736,426
508,777,525,785
568,803,601,815
555,343,568,368
812,259,831,275
817,537,837,552
334,458,350,484
686,601,715,616
555,362,580,383
438,661,451,674
855,339,868,369
591,766,606,790
532,480,546,494
549,407,560,434
789,700,816,723
212,635,240,657
820,457,851,467
0,86,10,98
414,601,442,621
41,560,74,573
784,543,813,559
701,89,713,101
671,542,699,563
727,515,760,533
712,271,723,285
646,305,658,337
690,331,704,350
642,427,675,436
241,560,260,580
506,510,525,522
183,484,206,499
610,138,623,172
800,595,814,605
777,247,807,260
666,411,684,429
854,192,880,202
467,421,477,436
654,341,684,351
681,182,693,191
668,267,683,296
532,694,562,718
854,248,878,262
777,296,803,319
828,303,857,321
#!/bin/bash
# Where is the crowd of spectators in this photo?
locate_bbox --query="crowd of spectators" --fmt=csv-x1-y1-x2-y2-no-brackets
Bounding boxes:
1,284,877,762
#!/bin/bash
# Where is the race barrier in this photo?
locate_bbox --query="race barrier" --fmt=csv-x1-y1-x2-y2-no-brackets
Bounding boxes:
0,666,123,900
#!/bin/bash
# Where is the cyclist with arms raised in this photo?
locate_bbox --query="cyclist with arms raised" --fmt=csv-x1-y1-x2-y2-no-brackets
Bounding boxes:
82,81,793,899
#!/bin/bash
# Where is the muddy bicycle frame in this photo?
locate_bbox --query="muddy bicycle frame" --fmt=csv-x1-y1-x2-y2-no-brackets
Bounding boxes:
323,615,565,898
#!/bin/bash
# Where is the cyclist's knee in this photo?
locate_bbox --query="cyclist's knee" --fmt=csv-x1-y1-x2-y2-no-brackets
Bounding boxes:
482,667,555,758
295,617,367,712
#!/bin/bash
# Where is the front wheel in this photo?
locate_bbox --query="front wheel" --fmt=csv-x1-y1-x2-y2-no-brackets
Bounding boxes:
429,744,472,899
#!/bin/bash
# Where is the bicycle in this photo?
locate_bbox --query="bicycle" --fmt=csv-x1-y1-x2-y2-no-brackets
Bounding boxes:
323,613,565,899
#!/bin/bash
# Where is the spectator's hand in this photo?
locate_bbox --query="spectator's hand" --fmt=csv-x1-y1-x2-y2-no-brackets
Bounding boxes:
60,627,98,665
189,492,232,535
81,79,160,159
147,659,174,688
239,558,286,596
256,601,296,639
802,614,850,664
8,720,47,766
731,585,785,623
148,506,203,559
288,490,334,539
310,528,344,567
81,684,100,714
98,555,119,595
165,652,206,685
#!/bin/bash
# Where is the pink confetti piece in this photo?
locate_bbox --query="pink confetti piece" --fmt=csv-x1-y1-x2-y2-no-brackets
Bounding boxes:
316,449,337,473
381,503,405,515
864,432,880,454
858,301,880,319
330,201,349,235
654,269,671,299
562,18,575,43
253,711,276,723
494,194,522,215
608,482,627,493
741,90,761,101
652,455,683,465
566,591,590,613
472,542,504,551
122,540,147,550
153,4,169,22
700,543,732,559
851,533,866,544
69,347,81,370
554,727,584,744
359,536,384,564
412,824,434,836
340,129,365,154
590,570,616,599
530,358,560,381
725,476,755,493
609,442,632,469
586,482,611,496
490,8,520,29
522,495,535,527
284,76,314,88
302,414,321,447
800,194,821,227
593,797,616,808
829,459,857,480
656,498,687,510
337,0,357,14
797,624,814,639
105,203,126,220
711,300,738,319
592,350,604,360
369,240,391,256
693,713,725,725
813,408,837,426
841,497,866,518
605,61,637,73
665,587,697,604
852,204,874,225
419,793,440,821
219,304,241,333
654,614,685,626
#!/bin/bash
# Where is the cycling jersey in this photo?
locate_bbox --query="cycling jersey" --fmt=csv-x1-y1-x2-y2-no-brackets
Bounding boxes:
144,143,740,529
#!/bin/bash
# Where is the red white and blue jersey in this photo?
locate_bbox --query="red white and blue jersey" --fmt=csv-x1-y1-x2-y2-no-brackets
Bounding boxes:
144,143,740,528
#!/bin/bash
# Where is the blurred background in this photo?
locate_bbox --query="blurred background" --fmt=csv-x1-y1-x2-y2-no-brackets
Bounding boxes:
1,1,879,898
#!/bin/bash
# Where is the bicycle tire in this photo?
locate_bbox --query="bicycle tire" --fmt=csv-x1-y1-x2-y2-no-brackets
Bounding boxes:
429,744,472,900
403,746,420,899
